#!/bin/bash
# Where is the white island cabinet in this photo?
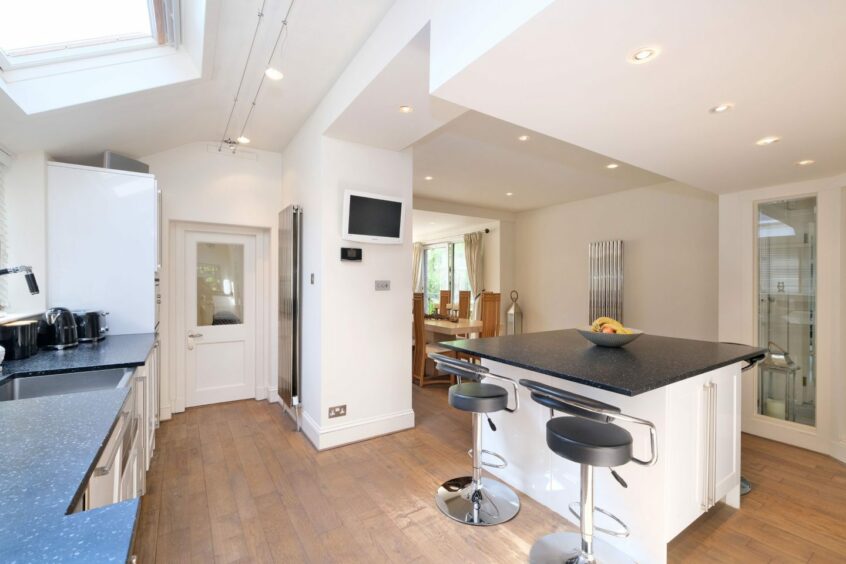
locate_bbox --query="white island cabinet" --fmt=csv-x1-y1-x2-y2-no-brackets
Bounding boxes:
442,330,763,564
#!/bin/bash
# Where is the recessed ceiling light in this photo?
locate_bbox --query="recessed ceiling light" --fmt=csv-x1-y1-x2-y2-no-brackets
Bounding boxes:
796,159,815,166
429,222,436,225
606,163,619,169
709,103,733,114
399,105,414,114
756,136,781,146
630,47,659,64
506,192,514,196
236,136,250,144
424,175,433,181
264,67,284,81
518,135,530,142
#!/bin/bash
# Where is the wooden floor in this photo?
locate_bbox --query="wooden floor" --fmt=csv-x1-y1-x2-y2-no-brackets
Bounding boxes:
135,386,846,563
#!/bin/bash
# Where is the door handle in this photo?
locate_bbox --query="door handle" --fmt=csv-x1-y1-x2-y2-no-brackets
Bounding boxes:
187,332,203,350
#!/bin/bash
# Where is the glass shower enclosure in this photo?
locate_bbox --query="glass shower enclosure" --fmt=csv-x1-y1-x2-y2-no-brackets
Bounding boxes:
756,197,816,426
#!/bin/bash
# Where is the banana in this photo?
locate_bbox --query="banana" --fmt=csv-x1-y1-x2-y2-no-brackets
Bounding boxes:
591,317,629,333
591,316,619,332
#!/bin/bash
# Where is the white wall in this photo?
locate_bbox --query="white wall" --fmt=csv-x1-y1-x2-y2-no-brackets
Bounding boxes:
319,138,414,445
3,151,48,314
278,0,443,449
514,181,719,340
143,142,282,420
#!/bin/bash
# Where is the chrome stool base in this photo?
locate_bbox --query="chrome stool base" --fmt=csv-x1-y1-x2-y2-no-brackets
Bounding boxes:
529,532,631,564
435,476,520,526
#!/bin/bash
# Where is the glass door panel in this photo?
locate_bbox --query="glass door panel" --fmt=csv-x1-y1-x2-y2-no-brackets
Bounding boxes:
424,245,450,315
196,242,245,326
756,197,816,426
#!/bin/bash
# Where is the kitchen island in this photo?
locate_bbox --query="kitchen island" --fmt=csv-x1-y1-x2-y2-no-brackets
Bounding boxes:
441,329,764,564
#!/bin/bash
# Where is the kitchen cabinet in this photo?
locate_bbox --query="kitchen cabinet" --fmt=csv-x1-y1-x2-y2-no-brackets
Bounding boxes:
664,365,741,540
85,410,126,510
80,347,159,510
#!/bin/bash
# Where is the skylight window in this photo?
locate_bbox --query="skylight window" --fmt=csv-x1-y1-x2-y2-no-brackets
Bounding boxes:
0,0,152,55
0,0,178,71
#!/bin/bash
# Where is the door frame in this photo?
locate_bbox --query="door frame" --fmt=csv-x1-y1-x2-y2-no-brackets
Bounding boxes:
720,174,844,460
168,221,271,414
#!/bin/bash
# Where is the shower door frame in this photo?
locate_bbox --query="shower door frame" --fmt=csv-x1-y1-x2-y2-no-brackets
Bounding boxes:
744,187,840,455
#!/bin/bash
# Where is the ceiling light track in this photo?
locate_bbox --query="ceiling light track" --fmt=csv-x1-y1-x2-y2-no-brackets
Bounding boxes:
234,0,297,149
218,0,268,153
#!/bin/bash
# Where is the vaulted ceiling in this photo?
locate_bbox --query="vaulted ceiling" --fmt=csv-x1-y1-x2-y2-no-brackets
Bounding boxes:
0,0,394,161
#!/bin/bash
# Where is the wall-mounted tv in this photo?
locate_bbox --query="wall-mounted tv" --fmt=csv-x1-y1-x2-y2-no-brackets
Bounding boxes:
342,190,405,244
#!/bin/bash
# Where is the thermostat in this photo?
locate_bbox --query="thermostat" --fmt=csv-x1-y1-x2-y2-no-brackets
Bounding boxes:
341,247,362,262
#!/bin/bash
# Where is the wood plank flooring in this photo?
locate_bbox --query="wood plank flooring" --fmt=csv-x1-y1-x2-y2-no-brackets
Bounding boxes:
135,386,846,563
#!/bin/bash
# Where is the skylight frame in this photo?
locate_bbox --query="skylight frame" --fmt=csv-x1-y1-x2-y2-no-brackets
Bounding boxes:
0,0,179,72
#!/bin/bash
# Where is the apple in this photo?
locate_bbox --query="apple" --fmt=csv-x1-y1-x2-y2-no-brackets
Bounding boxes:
601,325,617,334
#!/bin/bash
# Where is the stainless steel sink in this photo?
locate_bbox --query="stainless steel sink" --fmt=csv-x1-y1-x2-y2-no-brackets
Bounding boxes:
0,368,133,402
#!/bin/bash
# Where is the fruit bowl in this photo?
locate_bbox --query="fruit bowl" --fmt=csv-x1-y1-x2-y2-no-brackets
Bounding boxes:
577,327,643,348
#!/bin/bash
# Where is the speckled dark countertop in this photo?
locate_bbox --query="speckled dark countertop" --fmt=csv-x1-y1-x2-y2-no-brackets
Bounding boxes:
1,333,155,382
0,333,155,562
440,329,766,396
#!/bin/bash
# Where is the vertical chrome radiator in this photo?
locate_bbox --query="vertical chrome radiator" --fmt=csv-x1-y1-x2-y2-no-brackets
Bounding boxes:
588,240,624,323
279,205,302,423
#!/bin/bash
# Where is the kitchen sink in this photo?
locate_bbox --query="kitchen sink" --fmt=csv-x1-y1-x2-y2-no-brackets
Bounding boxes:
0,368,133,402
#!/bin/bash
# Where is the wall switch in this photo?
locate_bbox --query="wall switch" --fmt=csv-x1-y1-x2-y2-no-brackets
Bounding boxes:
328,404,347,418
375,280,391,291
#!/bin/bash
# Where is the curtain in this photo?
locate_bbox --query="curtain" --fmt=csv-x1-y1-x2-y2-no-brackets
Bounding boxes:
412,242,424,293
464,232,484,319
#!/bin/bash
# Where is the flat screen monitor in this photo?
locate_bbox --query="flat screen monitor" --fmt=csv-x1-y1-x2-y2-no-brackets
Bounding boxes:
342,190,405,244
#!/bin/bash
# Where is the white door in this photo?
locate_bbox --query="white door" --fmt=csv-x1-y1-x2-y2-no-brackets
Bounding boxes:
184,231,257,407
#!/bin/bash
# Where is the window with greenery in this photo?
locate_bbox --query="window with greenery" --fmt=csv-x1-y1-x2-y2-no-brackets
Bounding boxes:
422,242,472,315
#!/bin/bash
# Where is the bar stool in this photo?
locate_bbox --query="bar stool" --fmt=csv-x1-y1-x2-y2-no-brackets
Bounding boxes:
520,379,658,564
429,353,521,526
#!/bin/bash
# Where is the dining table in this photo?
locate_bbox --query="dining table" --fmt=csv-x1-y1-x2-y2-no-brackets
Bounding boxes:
424,318,483,343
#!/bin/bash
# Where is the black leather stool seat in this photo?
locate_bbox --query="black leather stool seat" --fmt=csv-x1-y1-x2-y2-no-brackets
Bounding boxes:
546,416,633,467
449,382,508,413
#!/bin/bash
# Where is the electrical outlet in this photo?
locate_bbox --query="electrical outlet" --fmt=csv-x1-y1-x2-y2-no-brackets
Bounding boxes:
328,404,347,418
375,280,390,291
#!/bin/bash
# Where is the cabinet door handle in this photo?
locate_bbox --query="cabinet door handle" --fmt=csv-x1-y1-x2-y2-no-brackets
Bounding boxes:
94,412,127,476
701,382,717,510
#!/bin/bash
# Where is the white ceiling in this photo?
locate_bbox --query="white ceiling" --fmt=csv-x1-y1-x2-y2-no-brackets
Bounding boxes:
323,24,669,213
325,27,466,151
432,0,846,193
0,0,394,161
413,111,668,212
412,209,493,242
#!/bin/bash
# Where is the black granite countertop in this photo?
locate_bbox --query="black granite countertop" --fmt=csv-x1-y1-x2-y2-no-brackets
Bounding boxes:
440,329,766,396
1,333,155,382
0,333,155,562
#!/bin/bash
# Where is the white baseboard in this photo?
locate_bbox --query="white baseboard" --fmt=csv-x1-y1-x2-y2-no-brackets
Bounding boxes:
832,439,846,464
267,387,280,403
255,385,268,401
301,408,415,451
160,405,172,421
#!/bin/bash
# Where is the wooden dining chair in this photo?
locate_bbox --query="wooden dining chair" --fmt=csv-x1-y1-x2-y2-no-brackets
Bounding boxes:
413,293,455,387
438,290,451,317
480,292,502,338
458,291,471,320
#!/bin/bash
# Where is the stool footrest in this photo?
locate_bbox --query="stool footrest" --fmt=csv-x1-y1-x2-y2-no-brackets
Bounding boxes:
568,501,630,538
467,448,508,469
